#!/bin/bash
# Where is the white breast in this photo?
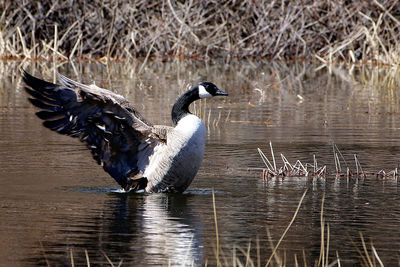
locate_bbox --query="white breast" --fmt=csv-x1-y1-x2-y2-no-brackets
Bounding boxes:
144,114,207,192
174,114,206,141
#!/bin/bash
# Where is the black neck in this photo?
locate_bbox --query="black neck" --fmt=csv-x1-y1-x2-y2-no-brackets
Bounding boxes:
171,88,199,125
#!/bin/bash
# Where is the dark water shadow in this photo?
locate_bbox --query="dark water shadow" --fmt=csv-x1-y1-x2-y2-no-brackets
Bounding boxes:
28,192,206,266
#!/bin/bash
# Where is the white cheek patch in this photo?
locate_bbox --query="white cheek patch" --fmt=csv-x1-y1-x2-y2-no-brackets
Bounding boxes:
198,85,212,99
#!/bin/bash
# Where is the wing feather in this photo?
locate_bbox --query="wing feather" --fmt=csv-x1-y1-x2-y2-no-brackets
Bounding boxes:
23,70,161,189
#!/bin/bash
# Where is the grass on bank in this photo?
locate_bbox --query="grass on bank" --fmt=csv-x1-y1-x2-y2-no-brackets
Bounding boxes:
1,0,400,64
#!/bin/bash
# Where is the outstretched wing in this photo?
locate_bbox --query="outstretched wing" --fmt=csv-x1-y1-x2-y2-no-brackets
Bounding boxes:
22,70,163,190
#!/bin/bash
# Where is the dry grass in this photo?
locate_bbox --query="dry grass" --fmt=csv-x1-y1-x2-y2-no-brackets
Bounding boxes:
258,142,328,179
1,0,400,63
41,190,384,266
257,142,399,180
211,190,384,267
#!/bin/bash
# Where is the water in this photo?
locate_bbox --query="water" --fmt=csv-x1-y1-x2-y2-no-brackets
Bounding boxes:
1,60,400,266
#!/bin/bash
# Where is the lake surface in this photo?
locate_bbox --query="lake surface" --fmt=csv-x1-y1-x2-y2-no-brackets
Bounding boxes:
1,60,400,266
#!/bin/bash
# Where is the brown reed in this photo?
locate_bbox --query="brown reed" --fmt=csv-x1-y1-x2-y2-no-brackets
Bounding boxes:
258,142,399,180
1,0,399,63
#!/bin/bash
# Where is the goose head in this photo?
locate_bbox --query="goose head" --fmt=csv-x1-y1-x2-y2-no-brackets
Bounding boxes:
197,82,228,99
171,82,228,125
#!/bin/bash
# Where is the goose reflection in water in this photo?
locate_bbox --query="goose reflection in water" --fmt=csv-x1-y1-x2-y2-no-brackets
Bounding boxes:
32,192,204,266
141,194,204,266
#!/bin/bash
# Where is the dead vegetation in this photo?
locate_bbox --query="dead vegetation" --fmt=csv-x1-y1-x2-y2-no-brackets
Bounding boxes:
258,142,400,180
1,0,400,63
212,190,385,267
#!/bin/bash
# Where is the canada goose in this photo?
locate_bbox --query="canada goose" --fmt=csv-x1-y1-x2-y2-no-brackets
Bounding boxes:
22,70,228,193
